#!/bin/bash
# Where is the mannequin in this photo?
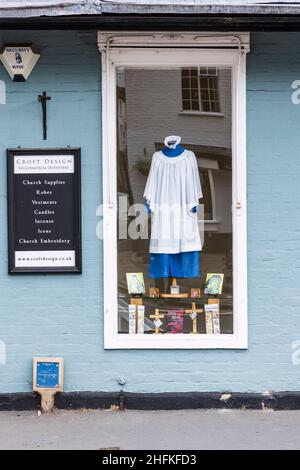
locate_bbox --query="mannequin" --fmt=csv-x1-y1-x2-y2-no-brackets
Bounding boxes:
144,135,202,279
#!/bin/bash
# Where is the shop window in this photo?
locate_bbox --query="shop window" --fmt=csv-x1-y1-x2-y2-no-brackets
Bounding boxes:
99,33,249,349
181,67,221,113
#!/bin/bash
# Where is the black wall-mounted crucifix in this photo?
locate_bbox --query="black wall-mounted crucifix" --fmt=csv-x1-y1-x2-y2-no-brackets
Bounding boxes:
38,91,51,140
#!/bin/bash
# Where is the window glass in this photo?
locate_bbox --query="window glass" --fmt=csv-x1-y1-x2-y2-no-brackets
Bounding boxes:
116,66,232,336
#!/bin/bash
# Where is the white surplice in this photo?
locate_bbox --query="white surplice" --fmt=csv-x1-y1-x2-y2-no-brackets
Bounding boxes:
144,149,203,254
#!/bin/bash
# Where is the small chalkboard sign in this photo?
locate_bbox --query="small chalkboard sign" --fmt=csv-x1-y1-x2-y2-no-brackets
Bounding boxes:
33,357,64,392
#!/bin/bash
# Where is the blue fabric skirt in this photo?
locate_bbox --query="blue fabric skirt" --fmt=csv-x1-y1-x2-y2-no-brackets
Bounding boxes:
149,251,200,278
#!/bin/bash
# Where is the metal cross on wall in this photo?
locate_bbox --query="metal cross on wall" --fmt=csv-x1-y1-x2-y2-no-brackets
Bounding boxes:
185,302,203,334
38,91,51,140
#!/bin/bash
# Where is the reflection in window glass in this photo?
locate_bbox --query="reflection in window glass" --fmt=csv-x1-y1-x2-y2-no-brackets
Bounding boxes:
117,67,232,337
182,67,221,113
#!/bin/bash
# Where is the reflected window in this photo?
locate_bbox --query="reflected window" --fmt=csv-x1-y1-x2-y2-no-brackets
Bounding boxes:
116,66,233,336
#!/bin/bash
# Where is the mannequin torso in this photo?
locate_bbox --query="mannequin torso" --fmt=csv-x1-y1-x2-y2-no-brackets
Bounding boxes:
145,138,201,278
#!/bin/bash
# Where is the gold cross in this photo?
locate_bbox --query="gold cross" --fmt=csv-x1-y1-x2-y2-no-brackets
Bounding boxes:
185,302,203,334
150,309,165,334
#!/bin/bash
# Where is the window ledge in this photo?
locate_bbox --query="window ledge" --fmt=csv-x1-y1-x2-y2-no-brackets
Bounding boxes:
179,111,224,117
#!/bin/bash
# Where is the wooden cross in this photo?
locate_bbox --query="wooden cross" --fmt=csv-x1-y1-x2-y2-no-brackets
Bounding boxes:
185,302,203,334
38,91,51,140
150,309,165,334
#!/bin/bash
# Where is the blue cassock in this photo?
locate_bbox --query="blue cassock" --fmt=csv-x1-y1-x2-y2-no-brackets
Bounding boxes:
145,145,200,278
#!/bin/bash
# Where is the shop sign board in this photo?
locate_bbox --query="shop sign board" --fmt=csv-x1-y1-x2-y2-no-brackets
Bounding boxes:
7,148,81,273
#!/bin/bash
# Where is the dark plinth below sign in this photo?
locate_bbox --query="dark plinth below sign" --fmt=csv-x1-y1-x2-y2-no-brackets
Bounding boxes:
7,148,81,273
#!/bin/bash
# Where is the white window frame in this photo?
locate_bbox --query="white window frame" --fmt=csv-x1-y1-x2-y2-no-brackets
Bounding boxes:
98,32,249,349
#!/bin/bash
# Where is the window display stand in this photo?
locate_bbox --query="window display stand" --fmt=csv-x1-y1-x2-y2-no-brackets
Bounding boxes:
130,296,143,307
150,309,165,334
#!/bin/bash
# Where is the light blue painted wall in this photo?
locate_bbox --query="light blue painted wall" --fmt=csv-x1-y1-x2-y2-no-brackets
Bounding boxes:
0,31,300,394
